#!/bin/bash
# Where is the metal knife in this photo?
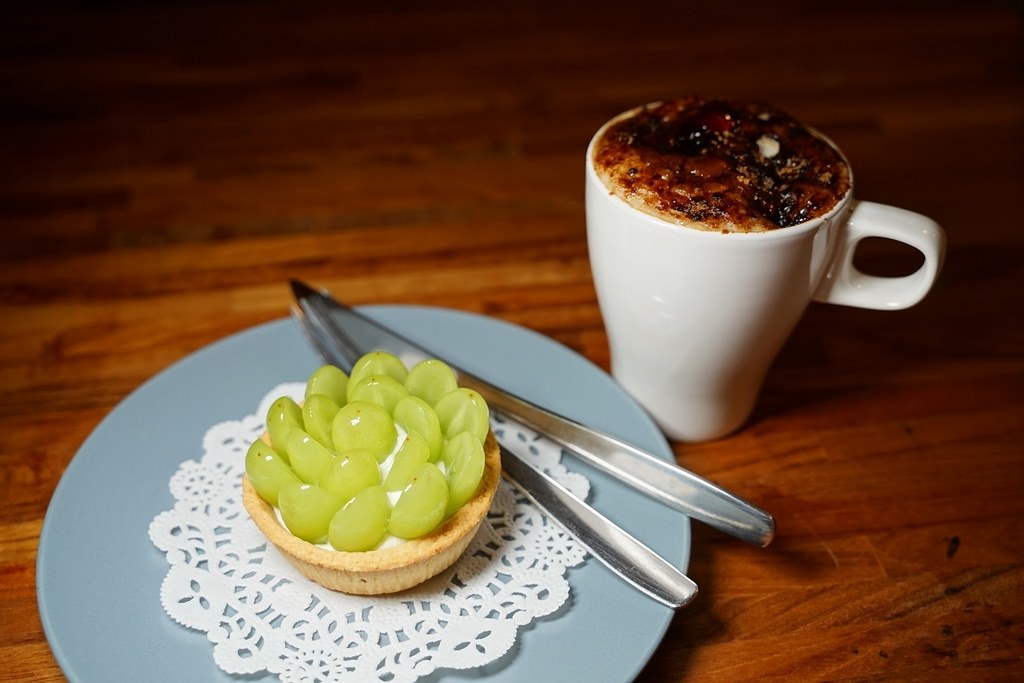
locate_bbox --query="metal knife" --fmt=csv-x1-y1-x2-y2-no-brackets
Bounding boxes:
290,279,774,548
497,441,697,609
289,286,698,609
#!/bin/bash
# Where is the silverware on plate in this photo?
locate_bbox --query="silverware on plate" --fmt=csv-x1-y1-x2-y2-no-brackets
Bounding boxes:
290,279,775,548
289,280,702,609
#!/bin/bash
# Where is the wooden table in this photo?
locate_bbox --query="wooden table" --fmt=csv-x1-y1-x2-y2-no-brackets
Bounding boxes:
2,2,1021,680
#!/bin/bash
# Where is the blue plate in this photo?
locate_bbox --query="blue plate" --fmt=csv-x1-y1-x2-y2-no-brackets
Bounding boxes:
37,306,690,682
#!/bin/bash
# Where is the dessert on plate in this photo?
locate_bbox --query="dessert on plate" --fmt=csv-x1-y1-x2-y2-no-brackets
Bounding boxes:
242,352,501,595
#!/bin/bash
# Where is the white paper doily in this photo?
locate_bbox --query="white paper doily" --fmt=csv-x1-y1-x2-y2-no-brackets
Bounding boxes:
148,383,590,682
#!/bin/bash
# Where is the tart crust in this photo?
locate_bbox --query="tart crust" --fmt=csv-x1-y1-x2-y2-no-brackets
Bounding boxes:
242,430,501,595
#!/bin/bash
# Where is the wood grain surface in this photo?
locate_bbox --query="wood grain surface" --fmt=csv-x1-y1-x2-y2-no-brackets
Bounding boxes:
1,1,1021,681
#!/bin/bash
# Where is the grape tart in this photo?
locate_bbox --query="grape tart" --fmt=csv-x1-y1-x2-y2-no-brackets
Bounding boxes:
242,353,502,595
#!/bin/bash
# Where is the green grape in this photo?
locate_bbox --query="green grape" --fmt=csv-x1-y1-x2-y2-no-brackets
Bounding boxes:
328,485,390,552
331,400,398,462
347,351,409,401
286,427,336,484
302,393,340,449
245,438,301,506
404,359,458,407
388,463,449,539
277,482,343,544
266,396,303,463
443,431,486,516
392,395,443,462
434,388,490,442
383,431,430,491
347,374,409,414
304,364,349,406
320,448,381,503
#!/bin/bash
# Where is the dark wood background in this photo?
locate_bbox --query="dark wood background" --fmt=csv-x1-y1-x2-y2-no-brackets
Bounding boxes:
2,1,1021,680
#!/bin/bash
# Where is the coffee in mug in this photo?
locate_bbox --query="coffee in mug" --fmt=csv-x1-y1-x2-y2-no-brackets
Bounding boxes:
591,97,850,233
586,97,945,441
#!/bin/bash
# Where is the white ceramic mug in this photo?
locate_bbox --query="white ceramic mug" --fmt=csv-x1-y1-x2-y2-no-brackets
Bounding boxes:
586,107,946,442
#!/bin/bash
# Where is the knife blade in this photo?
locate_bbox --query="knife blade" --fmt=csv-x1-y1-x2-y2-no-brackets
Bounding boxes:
497,442,697,609
290,279,775,547
289,287,698,609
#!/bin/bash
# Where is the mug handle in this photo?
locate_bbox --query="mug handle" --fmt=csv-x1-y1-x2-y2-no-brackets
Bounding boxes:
813,199,946,310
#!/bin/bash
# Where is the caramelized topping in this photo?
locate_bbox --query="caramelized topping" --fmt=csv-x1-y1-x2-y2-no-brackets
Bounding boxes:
592,97,851,231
